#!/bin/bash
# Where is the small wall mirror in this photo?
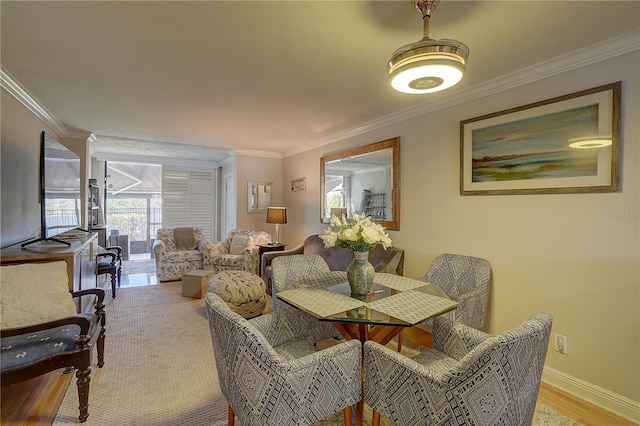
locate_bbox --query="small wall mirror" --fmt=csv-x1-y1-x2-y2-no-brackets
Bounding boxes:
248,181,272,213
321,137,400,231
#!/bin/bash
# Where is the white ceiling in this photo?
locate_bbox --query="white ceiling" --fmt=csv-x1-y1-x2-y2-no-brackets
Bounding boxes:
1,1,639,163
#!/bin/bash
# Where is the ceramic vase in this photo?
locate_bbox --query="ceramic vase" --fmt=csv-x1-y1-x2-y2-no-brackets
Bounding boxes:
347,250,375,295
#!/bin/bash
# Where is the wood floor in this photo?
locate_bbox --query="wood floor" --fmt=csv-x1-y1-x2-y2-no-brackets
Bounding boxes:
2,363,635,425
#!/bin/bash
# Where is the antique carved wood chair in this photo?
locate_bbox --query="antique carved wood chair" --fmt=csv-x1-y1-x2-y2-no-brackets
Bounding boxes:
96,245,122,298
0,261,106,423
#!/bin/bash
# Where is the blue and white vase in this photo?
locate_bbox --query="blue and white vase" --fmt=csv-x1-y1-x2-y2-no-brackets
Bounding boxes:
347,250,375,295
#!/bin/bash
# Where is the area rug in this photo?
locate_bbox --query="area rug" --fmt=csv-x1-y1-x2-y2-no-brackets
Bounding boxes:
54,282,228,425
53,282,581,425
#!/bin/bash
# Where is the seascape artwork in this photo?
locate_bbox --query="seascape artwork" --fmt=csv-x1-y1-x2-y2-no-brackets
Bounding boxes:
471,105,600,182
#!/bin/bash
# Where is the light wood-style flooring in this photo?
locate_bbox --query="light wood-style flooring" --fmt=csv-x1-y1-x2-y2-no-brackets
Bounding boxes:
2,355,635,425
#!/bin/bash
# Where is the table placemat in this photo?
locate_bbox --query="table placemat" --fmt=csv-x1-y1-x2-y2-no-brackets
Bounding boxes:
373,273,432,292
295,271,347,289
277,287,365,318
366,290,457,324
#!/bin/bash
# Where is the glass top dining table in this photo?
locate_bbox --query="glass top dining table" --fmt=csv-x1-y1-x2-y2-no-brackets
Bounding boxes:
277,272,458,340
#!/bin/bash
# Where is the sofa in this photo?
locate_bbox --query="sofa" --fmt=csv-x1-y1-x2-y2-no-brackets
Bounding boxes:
153,227,216,282
207,229,272,276
261,234,404,295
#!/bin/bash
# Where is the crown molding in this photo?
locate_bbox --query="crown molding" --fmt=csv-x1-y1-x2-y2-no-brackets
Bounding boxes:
234,149,282,159
283,30,640,158
92,151,221,169
1,66,66,137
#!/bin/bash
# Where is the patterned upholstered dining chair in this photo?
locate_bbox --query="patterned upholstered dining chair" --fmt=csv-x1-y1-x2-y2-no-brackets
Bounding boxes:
205,292,361,426
270,253,346,311
421,253,493,328
364,312,553,426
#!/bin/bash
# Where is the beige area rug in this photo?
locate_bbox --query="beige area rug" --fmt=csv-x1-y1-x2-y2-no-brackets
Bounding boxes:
54,281,228,425
54,282,581,426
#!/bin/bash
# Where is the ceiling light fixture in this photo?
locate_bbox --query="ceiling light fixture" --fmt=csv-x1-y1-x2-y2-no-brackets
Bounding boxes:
388,0,469,94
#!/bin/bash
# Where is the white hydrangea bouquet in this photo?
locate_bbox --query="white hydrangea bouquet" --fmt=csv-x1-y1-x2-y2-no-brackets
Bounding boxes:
320,213,392,252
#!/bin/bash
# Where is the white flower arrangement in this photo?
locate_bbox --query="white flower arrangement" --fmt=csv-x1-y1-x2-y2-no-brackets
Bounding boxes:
320,213,392,252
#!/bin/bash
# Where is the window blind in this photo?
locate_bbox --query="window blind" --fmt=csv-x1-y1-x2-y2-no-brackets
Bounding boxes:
162,166,217,242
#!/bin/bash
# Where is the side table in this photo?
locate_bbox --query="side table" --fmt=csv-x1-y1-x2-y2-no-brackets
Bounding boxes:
258,243,287,294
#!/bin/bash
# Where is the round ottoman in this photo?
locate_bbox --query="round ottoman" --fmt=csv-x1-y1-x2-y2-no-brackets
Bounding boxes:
208,270,266,319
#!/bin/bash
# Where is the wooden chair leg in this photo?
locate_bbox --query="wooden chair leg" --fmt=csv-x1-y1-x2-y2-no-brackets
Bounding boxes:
343,405,353,426
372,409,381,426
97,328,106,368
110,271,117,298
397,329,404,352
228,404,235,426
76,366,91,422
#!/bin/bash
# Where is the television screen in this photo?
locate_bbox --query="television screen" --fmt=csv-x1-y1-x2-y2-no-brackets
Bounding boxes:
41,131,81,239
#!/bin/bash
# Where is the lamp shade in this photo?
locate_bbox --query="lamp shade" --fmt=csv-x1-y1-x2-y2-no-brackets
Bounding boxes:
266,207,287,224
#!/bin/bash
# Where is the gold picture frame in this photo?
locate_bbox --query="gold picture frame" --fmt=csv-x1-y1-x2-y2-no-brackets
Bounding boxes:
460,82,621,195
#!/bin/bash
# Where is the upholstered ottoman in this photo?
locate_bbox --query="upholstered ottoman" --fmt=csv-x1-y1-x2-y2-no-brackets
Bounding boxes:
208,270,266,319
181,269,216,298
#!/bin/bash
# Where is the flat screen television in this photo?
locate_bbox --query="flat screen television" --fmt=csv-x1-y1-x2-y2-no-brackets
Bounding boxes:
22,132,82,247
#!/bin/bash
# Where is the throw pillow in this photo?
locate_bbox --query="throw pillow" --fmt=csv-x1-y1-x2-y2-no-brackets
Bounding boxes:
229,235,253,255
173,227,198,250
0,261,77,330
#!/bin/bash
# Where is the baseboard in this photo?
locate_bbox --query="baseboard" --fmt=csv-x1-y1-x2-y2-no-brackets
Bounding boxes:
542,366,640,424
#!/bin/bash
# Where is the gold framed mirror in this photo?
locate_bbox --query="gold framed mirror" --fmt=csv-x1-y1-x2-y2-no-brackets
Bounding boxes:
320,137,400,231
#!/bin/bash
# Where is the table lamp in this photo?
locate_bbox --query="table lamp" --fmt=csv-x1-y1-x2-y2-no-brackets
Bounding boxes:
266,207,287,244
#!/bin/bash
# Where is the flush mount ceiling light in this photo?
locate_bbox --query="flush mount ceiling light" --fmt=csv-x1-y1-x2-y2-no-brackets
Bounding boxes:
388,0,469,94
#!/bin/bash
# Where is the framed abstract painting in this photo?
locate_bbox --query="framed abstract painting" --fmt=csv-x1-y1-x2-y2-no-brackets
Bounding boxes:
460,82,621,195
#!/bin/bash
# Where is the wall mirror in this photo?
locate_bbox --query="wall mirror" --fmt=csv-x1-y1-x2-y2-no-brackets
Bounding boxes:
321,137,400,230
248,181,272,213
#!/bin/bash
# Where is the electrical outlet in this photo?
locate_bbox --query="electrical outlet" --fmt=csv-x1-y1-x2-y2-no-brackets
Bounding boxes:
555,334,568,354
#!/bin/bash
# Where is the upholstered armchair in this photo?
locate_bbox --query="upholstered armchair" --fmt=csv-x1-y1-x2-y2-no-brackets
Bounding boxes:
1,261,106,423
271,254,346,312
398,252,492,351
153,227,216,282
421,253,492,328
364,313,552,426
205,292,361,426
207,229,272,275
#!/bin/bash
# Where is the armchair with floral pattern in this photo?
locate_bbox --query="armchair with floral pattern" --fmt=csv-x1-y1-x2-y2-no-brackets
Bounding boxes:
153,227,217,282
207,229,272,275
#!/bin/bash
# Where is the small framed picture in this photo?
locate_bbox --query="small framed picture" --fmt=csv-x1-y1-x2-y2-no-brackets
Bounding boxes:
291,177,306,192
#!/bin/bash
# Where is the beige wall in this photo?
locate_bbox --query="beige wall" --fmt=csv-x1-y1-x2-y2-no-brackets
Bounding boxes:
234,154,283,236
283,52,640,414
